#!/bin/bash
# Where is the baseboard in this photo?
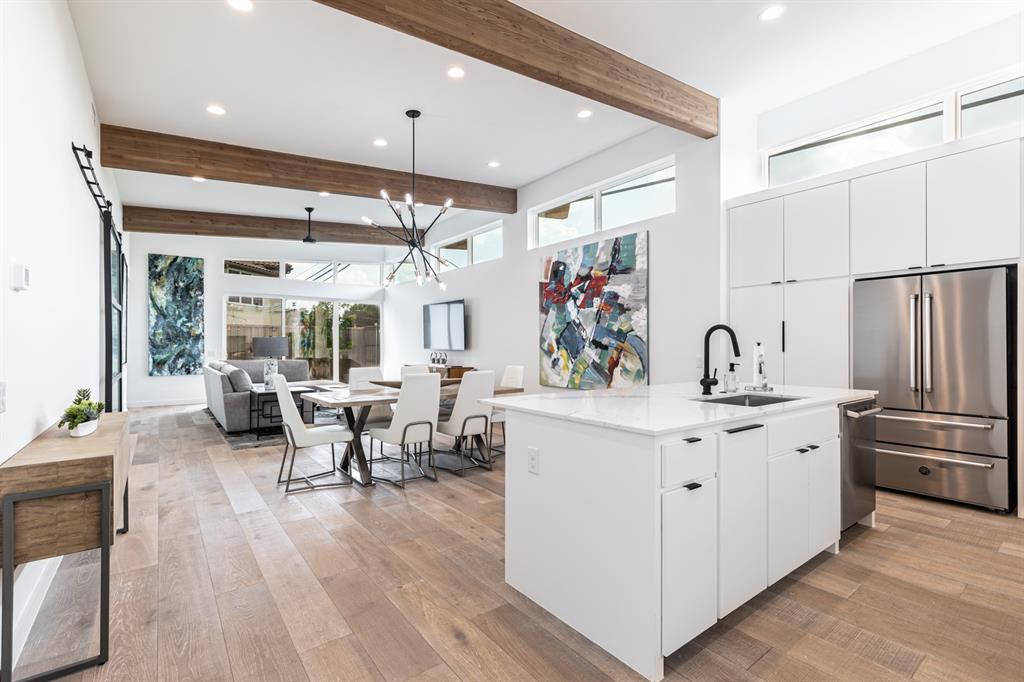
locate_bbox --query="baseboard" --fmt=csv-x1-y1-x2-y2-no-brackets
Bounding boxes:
127,398,206,408
0,557,61,666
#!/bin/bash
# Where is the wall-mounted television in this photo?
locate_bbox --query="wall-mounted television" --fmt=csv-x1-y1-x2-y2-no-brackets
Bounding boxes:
423,299,467,350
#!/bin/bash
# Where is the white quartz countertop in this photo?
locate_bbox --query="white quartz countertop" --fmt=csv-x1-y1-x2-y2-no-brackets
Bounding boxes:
481,382,876,436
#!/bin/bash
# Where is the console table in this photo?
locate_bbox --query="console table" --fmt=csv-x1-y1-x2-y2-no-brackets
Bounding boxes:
0,412,132,681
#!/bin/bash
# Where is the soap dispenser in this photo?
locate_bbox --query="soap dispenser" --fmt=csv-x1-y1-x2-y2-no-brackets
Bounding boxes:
724,363,739,393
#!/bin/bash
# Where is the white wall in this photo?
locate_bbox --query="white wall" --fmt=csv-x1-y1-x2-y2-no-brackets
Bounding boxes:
125,232,387,406
381,126,723,392
0,0,122,664
758,14,1024,153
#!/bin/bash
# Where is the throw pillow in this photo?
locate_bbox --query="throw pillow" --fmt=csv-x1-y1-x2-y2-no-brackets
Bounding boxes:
226,366,254,392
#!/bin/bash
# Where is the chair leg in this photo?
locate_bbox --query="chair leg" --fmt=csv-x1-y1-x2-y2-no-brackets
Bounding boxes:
277,442,290,484
285,443,300,493
429,439,437,480
331,442,337,471
400,448,406,488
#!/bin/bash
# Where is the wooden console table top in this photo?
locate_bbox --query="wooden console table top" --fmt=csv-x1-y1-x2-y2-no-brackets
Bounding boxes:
0,412,131,566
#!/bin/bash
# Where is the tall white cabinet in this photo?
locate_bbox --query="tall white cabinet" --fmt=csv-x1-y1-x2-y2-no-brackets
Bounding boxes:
729,134,1022,391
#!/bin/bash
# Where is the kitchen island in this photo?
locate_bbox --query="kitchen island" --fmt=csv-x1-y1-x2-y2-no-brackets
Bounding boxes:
482,382,875,682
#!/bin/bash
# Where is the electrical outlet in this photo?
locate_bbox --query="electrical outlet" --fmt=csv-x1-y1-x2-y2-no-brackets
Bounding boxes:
527,446,540,475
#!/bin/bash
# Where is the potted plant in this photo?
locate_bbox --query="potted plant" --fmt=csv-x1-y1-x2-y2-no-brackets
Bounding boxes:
58,389,105,438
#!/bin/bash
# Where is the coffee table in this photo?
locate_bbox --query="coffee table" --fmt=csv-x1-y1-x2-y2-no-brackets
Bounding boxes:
249,384,316,440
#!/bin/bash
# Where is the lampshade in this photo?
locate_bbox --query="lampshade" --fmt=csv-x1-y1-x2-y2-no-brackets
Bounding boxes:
252,336,288,358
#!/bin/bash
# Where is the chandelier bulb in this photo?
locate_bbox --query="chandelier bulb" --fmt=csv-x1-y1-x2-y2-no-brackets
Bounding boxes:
380,189,389,200
361,216,373,225
415,272,424,286
443,198,453,208
405,193,413,206
439,281,448,292
426,273,434,282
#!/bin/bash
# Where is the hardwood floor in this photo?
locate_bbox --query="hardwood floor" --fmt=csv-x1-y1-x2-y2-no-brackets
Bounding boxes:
16,405,1024,681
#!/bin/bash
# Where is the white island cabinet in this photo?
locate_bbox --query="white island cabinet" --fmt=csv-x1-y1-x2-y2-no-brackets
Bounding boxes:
483,383,874,682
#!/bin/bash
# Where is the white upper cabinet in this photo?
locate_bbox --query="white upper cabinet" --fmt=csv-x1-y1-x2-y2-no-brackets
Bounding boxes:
783,183,850,281
783,278,850,389
851,164,927,274
927,140,1022,266
730,198,783,287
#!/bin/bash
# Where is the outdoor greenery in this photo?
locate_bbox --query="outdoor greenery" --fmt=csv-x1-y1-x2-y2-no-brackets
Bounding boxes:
57,388,105,431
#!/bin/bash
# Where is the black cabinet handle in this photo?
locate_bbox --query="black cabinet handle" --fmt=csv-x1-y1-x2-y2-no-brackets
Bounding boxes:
724,423,765,434
786,279,797,283
684,482,703,491
684,436,702,444
782,320,785,353
771,281,782,285
797,447,810,453
807,444,819,450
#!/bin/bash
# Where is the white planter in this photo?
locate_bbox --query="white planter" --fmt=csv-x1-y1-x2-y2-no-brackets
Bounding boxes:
70,419,99,438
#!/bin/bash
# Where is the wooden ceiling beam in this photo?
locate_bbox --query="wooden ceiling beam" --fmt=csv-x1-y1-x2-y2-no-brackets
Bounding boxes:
315,0,718,138
122,205,423,246
102,125,517,214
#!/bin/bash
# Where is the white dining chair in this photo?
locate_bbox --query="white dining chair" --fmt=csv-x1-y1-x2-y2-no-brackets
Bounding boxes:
273,374,354,493
437,370,494,474
346,366,392,452
400,364,430,380
368,372,441,487
490,365,524,456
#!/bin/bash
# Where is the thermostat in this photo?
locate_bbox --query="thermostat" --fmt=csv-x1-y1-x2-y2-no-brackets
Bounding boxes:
10,264,29,292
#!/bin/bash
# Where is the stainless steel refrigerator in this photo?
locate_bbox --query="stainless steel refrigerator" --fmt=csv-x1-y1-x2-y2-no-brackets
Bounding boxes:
852,265,1017,512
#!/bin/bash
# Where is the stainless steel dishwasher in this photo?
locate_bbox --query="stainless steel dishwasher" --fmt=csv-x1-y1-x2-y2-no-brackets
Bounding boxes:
840,399,881,530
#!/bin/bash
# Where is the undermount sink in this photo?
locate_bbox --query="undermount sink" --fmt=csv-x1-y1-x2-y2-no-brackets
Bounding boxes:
693,393,802,407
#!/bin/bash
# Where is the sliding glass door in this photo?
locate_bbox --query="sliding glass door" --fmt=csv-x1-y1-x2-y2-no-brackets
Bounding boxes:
225,297,379,382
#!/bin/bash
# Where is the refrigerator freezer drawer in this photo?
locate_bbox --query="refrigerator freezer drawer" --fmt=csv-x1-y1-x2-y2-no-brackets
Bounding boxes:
876,410,1008,457
876,446,1009,510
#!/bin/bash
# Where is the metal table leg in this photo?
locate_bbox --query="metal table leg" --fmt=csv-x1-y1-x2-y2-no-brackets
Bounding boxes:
340,406,374,487
117,477,129,535
2,481,111,682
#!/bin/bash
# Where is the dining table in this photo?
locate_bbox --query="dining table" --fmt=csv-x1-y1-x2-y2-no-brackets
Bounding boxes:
302,380,524,486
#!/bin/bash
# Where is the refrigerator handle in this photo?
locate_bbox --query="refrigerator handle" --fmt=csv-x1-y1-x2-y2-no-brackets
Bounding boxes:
923,293,933,393
909,294,918,392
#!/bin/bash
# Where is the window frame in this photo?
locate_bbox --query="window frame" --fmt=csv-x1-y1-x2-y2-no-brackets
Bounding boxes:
528,157,675,249
222,258,383,287
765,67,1024,187
431,220,504,270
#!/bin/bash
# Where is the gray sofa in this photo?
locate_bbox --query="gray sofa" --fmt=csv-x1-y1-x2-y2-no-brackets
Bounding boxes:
203,359,312,433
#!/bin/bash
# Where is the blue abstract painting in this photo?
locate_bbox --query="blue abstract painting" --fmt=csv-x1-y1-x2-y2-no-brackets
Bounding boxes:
539,231,648,389
148,254,204,376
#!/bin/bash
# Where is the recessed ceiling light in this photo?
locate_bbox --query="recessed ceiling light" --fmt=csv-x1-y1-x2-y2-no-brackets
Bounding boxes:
373,138,388,147
447,66,465,79
227,0,253,12
192,176,206,182
488,160,500,168
206,104,226,116
577,109,593,119
759,5,785,21
318,191,330,197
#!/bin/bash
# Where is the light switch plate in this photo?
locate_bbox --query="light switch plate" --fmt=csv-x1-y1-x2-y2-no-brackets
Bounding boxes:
527,446,539,475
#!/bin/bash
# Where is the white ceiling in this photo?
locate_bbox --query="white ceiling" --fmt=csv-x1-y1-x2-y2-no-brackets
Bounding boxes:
517,1,1023,113
72,0,1021,229
69,0,652,191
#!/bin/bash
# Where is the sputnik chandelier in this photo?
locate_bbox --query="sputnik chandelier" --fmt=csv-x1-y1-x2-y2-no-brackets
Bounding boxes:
361,109,454,290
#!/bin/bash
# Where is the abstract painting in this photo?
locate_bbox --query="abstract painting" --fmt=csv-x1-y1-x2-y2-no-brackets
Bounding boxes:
148,254,204,376
540,231,648,389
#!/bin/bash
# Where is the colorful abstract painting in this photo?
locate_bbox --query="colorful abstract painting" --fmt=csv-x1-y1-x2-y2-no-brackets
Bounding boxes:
148,254,204,376
539,231,648,389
